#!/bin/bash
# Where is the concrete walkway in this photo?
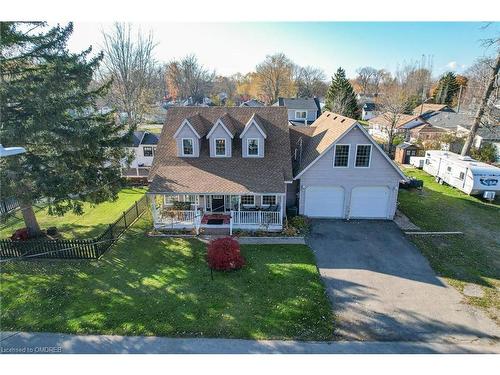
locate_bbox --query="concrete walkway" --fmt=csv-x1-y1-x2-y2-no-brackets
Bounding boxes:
1,332,499,354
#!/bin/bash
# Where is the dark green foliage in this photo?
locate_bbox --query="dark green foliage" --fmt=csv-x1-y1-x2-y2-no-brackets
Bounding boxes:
405,94,423,114
0,22,130,218
432,72,459,105
288,215,311,235
324,67,358,118
470,143,498,163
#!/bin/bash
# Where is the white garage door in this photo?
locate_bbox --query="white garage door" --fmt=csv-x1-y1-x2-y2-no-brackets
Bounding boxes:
350,186,390,219
304,186,344,218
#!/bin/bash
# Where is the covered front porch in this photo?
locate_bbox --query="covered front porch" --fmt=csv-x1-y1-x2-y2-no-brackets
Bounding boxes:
149,193,285,233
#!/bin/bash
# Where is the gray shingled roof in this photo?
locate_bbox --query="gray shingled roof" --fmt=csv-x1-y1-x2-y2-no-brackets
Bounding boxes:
239,99,264,107
130,131,144,147
141,132,160,145
424,111,474,130
149,107,293,194
275,97,321,111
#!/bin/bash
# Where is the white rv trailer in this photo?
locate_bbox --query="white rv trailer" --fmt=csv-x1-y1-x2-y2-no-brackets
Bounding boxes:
409,156,425,169
423,150,500,199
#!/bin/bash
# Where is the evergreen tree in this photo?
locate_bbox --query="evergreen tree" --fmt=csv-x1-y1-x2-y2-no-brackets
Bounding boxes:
324,67,358,118
432,72,459,105
0,22,130,236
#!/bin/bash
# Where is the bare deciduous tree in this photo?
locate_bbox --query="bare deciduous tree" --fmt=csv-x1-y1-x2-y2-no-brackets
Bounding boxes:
356,66,377,95
101,23,158,127
165,55,215,104
295,66,327,98
376,64,422,155
255,53,296,104
461,52,500,156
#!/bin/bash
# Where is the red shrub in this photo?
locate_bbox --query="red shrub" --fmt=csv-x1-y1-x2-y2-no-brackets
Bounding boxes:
206,237,245,271
11,228,29,241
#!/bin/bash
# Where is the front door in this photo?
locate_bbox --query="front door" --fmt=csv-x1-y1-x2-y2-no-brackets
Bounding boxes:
211,195,225,212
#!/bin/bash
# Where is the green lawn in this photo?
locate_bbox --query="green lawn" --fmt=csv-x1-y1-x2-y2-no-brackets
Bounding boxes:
0,215,334,340
0,187,146,240
398,168,500,322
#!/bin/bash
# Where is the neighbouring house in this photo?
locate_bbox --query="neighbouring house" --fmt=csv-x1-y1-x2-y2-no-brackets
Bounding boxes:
423,111,489,152
413,103,453,116
361,102,377,121
273,97,321,126
457,124,500,162
408,123,448,142
394,142,421,164
147,107,407,233
289,112,407,219
239,99,265,107
121,131,160,178
368,112,425,141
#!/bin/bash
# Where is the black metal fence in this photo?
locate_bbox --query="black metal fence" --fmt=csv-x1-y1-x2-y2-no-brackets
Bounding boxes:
0,195,149,260
0,197,20,216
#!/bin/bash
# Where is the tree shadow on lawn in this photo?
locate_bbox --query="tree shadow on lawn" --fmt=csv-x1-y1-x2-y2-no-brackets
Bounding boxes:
0,221,334,340
322,275,499,342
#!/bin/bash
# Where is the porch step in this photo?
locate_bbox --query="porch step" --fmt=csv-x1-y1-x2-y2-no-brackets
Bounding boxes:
201,214,231,225
201,227,231,235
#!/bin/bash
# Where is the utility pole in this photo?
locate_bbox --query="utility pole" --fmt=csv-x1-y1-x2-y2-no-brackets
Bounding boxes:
456,84,463,113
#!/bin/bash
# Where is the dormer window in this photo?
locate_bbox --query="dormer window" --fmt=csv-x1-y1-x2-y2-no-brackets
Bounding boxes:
215,138,227,156
182,138,194,156
247,138,259,156
295,110,307,120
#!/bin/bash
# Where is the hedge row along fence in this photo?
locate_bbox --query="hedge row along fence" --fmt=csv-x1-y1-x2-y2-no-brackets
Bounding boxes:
0,195,148,260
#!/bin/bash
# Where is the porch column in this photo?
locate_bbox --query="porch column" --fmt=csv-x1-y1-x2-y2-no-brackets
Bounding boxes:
280,194,284,225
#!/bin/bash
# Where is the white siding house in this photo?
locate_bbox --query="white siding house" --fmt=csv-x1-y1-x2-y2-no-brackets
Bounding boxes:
273,97,321,126
121,131,159,178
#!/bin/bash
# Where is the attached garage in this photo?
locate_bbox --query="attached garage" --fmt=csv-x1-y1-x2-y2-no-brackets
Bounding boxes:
291,115,407,221
349,186,390,219
304,186,344,218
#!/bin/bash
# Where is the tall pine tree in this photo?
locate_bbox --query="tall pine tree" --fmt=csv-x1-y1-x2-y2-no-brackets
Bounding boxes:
432,72,459,105
324,67,358,118
0,22,130,236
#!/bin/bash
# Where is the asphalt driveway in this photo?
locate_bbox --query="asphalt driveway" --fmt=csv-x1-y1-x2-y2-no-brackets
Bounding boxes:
307,220,500,342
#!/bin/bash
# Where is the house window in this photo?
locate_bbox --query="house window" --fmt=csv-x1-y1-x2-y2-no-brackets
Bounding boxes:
241,195,255,206
334,145,350,167
247,138,259,156
355,145,371,167
182,138,194,156
295,110,307,120
215,138,226,156
262,195,276,206
143,146,153,157
459,172,465,180
447,166,452,172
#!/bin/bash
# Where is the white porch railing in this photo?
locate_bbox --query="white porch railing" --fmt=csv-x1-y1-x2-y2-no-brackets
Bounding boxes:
157,210,197,224
230,210,282,225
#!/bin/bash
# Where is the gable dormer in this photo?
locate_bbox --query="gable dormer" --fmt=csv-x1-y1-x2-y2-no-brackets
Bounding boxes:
240,114,267,158
173,118,202,157
206,115,235,157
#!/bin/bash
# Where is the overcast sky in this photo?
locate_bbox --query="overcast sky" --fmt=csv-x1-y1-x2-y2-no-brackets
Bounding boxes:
67,22,499,79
